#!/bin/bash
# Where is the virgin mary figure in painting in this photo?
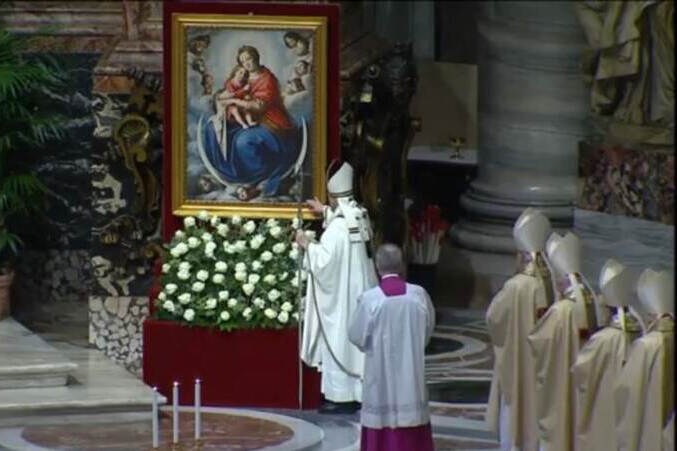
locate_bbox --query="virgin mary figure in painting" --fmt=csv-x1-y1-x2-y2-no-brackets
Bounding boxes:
198,45,307,201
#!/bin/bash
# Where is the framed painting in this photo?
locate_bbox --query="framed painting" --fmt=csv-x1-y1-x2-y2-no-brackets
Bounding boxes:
164,2,339,222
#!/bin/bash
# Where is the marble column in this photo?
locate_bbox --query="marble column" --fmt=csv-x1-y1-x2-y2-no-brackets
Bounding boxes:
452,1,589,253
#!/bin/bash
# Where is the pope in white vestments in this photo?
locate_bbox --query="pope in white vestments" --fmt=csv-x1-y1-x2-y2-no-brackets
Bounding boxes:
528,232,600,451
486,208,555,451
615,268,674,451
297,162,378,410
571,259,643,451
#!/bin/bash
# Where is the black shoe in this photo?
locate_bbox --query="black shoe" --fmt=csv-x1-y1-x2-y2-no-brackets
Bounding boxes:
318,400,361,414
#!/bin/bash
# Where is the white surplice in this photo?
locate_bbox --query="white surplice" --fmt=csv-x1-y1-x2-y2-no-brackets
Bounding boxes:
571,314,641,451
615,317,674,451
486,272,549,451
301,215,378,402
348,283,435,428
528,288,592,451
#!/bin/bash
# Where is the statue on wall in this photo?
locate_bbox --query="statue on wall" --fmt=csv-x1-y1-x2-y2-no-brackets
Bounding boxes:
575,0,674,144
341,42,420,248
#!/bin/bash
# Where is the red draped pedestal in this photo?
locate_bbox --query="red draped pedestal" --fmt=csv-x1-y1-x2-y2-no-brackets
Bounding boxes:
143,319,321,409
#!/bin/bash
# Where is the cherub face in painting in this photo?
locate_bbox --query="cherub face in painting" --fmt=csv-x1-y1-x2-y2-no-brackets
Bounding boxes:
284,35,298,49
294,60,310,77
234,66,248,85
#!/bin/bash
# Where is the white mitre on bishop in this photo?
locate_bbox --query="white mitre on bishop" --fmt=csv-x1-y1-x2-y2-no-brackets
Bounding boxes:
326,162,370,243
513,208,550,253
637,269,674,317
599,259,642,331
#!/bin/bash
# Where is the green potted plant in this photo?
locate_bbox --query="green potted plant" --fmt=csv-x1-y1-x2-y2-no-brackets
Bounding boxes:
0,27,66,319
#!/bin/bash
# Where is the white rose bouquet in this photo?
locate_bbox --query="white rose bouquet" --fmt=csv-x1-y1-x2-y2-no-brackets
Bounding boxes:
156,210,308,331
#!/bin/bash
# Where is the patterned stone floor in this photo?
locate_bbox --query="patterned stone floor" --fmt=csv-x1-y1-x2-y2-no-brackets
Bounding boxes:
0,308,497,450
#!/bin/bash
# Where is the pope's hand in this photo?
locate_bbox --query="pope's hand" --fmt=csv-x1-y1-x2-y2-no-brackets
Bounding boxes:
306,197,324,216
295,230,309,248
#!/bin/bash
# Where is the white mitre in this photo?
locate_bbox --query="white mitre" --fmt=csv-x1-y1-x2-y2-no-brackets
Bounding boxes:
637,269,675,316
513,208,551,252
599,259,633,307
547,231,582,277
326,162,370,242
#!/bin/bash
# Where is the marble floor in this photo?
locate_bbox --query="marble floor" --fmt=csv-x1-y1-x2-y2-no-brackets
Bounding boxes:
0,309,498,451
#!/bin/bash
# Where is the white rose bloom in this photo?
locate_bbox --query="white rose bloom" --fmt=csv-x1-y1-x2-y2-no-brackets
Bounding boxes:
234,271,247,282
176,242,189,254
165,283,178,294
277,311,289,324
235,240,247,252
218,290,229,301
264,274,277,285
205,241,217,252
291,277,299,288
261,251,273,261
187,237,200,248
289,248,299,260
266,218,279,228
269,226,282,238
157,291,167,300
183,308,195,321
252,260,262,271
178,261,191,271
291,242,299,251
191,281,205,292
177,270,190,281
220,310,230,321
201,232,213,241
196,270,209,281
281,301,293,312
253,297,265,309
243,220,256,234
231,215,242,225
198,210,210,221
184,216,196,228
212,273,225,284
264,308,277,319
174,230,185,239
178,293,192,305
217,223,229,237
278,272,288,281
225,244,236,254
210,216,220,227
170,247,182,258
243,307,253,319
205,298,217,309
215,261,228,272
163,300,175,312
242,283,255,296
162,263,170,273
292,312,299,321
272,242,286,254
267,289,281,301
227,298,238,308
291,217,301,229
250,234,265,249
248,273,260,284
235,262,247,272
304,230,316,240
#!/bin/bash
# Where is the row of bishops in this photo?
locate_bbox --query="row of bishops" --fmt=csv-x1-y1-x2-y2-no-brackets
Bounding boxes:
485,208,674,451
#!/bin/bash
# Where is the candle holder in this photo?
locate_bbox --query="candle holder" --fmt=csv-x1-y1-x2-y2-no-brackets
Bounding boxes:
449,136,465,159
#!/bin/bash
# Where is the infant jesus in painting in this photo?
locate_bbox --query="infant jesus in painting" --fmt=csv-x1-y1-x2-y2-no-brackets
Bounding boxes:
217,63,257,129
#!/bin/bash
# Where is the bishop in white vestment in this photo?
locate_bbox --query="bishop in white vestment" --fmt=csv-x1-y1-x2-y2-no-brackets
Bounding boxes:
528,232,600,451
297,162,378,408
486,208,555,451
349,244,435,451
615,269,674,451
571,259,642,451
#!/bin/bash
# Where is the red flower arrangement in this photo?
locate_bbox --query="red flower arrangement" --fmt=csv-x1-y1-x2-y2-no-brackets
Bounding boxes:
408,204,450,264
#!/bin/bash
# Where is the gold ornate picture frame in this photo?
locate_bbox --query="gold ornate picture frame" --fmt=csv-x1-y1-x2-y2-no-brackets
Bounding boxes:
167,7,329,219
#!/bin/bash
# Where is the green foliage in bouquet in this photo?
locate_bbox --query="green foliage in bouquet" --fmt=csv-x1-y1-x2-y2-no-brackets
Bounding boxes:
156,211,313,331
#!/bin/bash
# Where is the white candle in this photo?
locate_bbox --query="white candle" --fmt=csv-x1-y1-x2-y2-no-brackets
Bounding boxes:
173,382,179,444
152,387,159,448
194,379,201,440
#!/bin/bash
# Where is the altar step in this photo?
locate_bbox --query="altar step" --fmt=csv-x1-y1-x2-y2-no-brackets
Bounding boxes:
0,318,165,427
0,318,77,390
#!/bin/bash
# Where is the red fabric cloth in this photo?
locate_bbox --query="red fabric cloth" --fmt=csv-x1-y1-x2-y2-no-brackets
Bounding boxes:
360,423,435,451
379,275,406,296
142,319,321,408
